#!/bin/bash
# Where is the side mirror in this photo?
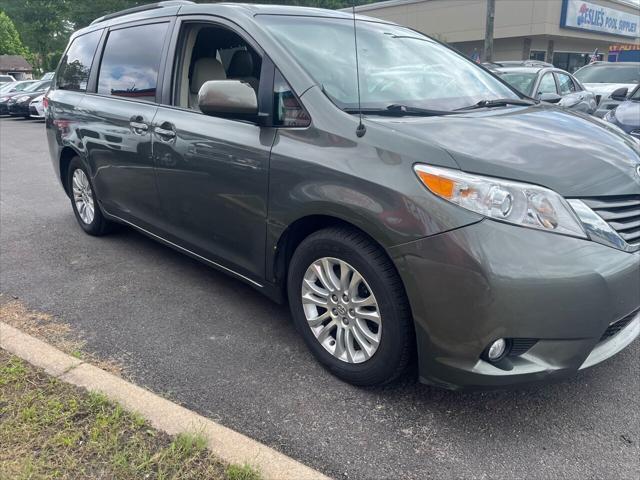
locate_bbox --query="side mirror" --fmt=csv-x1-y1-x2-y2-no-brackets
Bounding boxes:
610,87,629,101
538,92,562,104
198,80,258,121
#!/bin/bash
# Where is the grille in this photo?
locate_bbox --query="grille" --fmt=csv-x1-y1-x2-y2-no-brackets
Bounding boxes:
599,309,638,342
508,338,538,356
581,195,640,246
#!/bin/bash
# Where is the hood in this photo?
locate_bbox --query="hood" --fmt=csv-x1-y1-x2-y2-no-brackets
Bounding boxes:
14,91,46,103
612,101,640,130
0,90,30,101
368,105,640,197
583,83,637,98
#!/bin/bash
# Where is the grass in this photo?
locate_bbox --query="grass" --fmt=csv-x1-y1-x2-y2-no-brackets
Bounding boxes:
0,351,261,480
225,464,263,480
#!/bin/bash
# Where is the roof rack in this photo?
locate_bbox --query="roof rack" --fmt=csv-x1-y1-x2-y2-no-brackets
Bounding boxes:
90,0,194,25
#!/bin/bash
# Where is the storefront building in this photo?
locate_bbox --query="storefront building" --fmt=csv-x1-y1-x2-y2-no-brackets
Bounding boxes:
352,0,640,72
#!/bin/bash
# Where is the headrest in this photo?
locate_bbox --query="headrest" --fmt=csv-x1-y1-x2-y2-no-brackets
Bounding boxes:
191,57,226,94
228,50,254,78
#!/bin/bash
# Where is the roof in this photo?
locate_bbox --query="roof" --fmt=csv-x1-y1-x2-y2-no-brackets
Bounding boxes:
0,55,33,72
350,0,640,12
494,67,548,74
86,1,384,30
583,61,640,66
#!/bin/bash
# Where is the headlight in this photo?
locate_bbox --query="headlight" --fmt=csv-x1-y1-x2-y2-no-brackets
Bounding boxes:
604,109,616,122
414,165,587,238
16,95,29,102
566,200,635,252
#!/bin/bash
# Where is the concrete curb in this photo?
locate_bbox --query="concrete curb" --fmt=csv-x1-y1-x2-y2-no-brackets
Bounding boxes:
0,322,330,480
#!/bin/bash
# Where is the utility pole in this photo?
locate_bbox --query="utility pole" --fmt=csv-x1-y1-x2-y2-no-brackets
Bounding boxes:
483,0,495,62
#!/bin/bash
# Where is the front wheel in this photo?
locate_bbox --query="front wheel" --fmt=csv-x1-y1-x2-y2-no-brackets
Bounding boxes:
287,227,414,386
67,157,114,236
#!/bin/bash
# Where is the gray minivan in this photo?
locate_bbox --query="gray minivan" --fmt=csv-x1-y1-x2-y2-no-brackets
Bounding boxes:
45,2,640,389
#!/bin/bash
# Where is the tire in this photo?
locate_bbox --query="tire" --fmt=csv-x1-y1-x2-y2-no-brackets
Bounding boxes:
67,157,114,236
287,227,414,386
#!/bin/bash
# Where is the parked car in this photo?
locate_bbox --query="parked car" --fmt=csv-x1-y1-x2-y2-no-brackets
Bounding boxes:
0,79,36,95
574,62,640,117
46,3,639,389
0,81,41,115
605,85,640,139
493,64,597,114
29,94,46,119
7,80,51,117
0,74,16,85
485,60,554,69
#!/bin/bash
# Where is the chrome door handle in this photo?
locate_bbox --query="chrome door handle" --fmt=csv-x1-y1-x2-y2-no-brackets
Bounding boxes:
154,124,176,142
130,121,148,135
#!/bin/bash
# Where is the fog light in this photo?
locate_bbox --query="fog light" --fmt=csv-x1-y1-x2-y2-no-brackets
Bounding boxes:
487,338,507,361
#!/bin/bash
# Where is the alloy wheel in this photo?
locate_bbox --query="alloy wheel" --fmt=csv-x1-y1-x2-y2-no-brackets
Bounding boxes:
301,257,382,363
72,169,95,224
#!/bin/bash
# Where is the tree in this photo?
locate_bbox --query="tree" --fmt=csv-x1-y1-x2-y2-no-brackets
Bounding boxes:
0,0,380,72
0,11,28,56
0,0,72,72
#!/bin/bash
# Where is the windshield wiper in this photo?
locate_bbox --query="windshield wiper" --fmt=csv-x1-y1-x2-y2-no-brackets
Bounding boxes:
455,98,537,111
344,104,455,117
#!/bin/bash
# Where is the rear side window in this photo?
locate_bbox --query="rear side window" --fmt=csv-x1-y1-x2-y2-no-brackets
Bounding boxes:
97,22,168,102
56,30,102,91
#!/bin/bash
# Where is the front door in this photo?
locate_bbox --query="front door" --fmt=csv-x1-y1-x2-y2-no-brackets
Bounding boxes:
151,21,275,279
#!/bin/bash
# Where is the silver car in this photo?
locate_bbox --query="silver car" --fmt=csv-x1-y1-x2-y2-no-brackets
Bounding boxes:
574,62,640,117
493,63,597,114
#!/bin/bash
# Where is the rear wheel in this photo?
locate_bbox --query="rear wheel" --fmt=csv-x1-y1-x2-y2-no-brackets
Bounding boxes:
67,157,114,236
287,227,414,386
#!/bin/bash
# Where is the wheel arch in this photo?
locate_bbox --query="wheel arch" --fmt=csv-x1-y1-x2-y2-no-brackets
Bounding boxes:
59,146,82,197
270,214,410,305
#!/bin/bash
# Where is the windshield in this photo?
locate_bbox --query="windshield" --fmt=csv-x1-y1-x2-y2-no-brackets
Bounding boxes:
257,15,517,111
574,65,639,84
24,80,50,92
13,81,35,92
497,72,537,96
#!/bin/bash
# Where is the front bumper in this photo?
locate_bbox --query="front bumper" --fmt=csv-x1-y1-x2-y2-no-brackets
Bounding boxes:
9,101,30,116
390,220,640,390
29,104,44,118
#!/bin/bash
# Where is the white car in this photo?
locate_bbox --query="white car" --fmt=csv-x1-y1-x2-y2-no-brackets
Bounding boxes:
574,62,640,117
29,94,45,119
0,74,16,85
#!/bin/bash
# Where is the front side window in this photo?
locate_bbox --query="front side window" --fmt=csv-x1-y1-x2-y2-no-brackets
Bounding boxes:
57,29,102,91
537,74,557,95
97,22,169,102
257,15,517,112
273,70,309,127
172,23,262,110
556,73,576,95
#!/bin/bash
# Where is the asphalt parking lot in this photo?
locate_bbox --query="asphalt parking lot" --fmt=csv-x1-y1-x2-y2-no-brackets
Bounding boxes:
1,116,639,480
